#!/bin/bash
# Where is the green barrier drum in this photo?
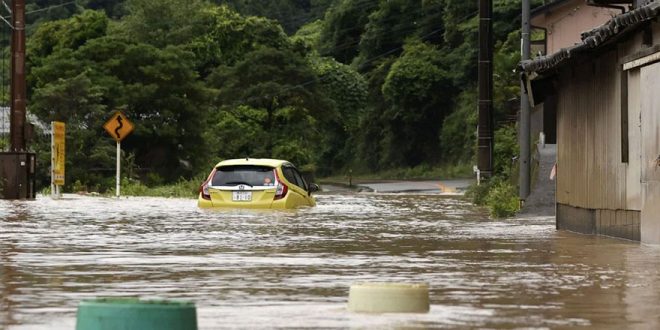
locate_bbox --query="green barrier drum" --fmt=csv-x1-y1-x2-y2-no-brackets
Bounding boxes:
76,298,198,330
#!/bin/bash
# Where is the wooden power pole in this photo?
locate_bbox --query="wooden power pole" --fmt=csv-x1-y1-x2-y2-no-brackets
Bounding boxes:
478,0,494,179
520,0,531,201
0,0,36,200
10,0,26,151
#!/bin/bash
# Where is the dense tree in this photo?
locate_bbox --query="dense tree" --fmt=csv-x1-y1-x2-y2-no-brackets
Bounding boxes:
379,40,452,167
27,10,211,188
206,46,333,168
355,57,395,171
83,0,126,18
215,0,333,34
17,0,536,192
318,0,378,64
25,0,83,31
354,0,423,70
189,5,292,76
309,56,367,173
120,0,209,48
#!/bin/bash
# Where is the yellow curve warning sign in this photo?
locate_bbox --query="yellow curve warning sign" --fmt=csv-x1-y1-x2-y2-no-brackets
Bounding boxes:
103,111,134,142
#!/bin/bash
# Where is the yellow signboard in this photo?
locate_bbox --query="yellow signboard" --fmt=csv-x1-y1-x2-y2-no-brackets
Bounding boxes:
103,111,134,142
52,121,65,186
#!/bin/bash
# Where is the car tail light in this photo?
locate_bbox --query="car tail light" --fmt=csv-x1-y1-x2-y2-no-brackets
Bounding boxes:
274,169,288,200
199,168,216,201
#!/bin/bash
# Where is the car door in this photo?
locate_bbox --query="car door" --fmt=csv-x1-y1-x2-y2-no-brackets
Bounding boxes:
290,167,315,206
281,165,314,206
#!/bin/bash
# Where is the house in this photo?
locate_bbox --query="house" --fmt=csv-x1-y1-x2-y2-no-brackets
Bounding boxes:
521,1,660,243
529,0,622,145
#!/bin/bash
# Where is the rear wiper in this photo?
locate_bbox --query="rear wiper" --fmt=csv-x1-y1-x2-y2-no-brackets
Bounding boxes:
225,181,253,187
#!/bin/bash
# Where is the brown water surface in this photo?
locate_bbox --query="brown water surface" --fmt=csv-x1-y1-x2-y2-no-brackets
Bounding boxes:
1,193,660,329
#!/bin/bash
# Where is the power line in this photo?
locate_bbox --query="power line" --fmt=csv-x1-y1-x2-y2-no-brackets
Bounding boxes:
329,0,443,38
26,0,77,15
224,9,480,109
1,0,78,20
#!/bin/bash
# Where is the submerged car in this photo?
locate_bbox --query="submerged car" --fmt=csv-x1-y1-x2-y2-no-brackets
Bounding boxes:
198,158,319,209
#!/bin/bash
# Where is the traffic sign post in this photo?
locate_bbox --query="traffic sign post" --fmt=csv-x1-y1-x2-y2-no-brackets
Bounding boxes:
51,122,65,198
103,111,134,198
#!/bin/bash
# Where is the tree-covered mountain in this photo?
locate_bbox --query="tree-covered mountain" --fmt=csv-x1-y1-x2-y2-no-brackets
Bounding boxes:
6,0,538,191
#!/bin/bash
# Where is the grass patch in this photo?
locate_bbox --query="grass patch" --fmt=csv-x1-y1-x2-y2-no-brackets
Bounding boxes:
106,177,203,198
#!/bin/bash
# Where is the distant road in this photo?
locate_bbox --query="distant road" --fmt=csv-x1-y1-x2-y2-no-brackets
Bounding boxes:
321,179,473,195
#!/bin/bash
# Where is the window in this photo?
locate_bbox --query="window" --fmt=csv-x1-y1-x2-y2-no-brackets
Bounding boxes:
282,165,307,190
292,168,308,191
212,165,275,187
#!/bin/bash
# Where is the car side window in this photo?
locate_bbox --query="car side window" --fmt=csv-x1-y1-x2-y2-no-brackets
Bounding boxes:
282,166,299,187
292,168,308,191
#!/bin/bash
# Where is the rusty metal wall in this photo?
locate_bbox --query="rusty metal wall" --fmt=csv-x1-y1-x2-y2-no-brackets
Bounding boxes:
557,203,641,241
0,152,36,199
639,61,660,243
627,68,643,210
640,63,660,183
556,50,629,210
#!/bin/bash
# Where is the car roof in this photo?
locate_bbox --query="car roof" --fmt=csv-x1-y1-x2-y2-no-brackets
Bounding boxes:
213,158,291,168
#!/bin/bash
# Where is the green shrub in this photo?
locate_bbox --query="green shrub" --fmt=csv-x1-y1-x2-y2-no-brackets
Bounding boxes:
465,181,491,206
115,178,149,196
485,180,519,218
72,180,87,193
105,177,203,198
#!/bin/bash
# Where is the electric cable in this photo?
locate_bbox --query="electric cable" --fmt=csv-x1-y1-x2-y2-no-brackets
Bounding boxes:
224,9,480,109
1,0,78,20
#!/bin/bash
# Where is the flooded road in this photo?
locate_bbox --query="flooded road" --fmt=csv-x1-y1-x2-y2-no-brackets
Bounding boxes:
2,192,660,329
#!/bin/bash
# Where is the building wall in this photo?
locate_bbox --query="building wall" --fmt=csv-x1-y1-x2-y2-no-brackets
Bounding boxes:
554,21,660,242
532,2,620,54
639,61,660,243
557,204,641,241
556,50,628,210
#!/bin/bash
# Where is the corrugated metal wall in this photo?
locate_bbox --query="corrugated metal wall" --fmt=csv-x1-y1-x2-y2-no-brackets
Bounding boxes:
640,63,660,183
556,50,631,210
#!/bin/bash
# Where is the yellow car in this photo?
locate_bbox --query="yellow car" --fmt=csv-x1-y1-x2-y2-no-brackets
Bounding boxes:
198,158,319,209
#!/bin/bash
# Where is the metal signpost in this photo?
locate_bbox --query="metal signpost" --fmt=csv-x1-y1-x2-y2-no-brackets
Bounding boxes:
103,111,134,198
51,121,65,198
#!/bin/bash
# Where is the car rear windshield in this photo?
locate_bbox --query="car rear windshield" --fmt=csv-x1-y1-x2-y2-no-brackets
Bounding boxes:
211,165,276,187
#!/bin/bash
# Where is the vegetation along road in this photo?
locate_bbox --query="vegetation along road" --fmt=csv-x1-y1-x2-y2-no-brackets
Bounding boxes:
0,0,526,212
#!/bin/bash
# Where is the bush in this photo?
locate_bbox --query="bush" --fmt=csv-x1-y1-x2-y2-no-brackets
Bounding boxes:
106,177,203,198
465,180,491,206
114,178,149,196
485,180,519,218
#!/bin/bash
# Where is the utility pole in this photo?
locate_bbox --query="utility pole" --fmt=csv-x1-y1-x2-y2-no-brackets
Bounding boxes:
0,0,36,200
478,0,494,179
520,0,531,201
10,0,26,152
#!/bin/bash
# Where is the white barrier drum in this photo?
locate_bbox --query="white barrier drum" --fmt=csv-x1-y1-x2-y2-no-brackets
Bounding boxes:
347,282,430,313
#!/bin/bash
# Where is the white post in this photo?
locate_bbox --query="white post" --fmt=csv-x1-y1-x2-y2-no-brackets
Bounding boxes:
116,141,121,198
473,165,481,186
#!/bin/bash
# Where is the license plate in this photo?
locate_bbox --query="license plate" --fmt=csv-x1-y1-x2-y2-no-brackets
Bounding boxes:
232,191,252,201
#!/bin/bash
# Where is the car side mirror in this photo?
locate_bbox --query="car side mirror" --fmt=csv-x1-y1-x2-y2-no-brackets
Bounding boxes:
308,183,320,194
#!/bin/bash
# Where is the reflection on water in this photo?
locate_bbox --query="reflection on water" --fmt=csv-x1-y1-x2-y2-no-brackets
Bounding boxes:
2,193,660,329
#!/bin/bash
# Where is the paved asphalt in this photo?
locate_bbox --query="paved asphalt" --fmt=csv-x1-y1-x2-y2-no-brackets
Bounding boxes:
321,179,473,195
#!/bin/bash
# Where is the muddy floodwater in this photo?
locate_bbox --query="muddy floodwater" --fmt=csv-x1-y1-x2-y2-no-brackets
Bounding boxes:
2,192,660,329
